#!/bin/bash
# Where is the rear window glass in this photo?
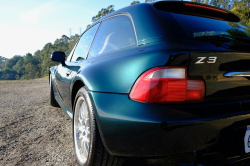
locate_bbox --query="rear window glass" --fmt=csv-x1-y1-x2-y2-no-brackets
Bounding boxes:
88,15,136,59
160,11,250,38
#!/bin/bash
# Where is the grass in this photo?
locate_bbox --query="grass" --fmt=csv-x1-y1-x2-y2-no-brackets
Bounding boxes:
35,76,49,81
0,76,49,83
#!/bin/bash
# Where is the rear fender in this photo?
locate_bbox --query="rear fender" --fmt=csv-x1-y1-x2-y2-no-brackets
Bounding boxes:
70,76,110,153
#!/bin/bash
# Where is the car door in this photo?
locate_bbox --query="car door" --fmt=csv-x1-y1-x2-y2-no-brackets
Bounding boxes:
55,23,100,109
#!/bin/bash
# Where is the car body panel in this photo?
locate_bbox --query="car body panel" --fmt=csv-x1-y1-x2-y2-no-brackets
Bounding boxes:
50,68,73,118
55,61,85,108
77,40,189,94
89,91,250,159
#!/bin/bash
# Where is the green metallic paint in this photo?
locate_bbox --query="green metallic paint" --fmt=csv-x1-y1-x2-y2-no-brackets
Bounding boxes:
76,40,189,94
87,3,173,46
87,91,250,157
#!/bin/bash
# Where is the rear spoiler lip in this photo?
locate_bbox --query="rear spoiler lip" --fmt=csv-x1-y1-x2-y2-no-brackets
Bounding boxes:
152,1,240,22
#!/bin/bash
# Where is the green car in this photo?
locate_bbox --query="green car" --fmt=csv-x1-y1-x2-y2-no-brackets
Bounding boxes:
50,1,250,165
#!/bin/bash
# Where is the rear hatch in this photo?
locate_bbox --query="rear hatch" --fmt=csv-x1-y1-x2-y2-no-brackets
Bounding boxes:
155,1,250,101
189,51,250,101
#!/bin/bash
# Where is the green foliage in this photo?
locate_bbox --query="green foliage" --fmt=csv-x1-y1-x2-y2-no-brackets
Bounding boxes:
230,0,250,25
0,68,17,80
0,34,79,80
0,56,8,70
13,58,25,75
5,55,22,69
86,24,91,29
86,5,115,29
91,5,115,23
191,0,250,25
131,1,140,5
1,0,248,81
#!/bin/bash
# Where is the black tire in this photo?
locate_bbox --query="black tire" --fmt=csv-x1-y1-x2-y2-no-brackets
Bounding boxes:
73,87,123,166
50,75,59,107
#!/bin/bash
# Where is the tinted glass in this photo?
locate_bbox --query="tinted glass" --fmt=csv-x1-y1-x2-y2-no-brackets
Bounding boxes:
66,39,79,61
88,15,136,59
71,24,99,61
160,11,250,39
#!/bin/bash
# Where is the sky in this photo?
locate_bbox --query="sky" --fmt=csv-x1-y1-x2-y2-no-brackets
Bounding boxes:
0,0,143,59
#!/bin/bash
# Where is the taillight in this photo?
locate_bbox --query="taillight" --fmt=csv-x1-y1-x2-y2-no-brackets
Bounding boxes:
129,67,205,103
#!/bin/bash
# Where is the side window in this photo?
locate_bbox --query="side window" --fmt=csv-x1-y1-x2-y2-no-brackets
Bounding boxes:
66,39,79,61
71,24,99,62
88,15,136,59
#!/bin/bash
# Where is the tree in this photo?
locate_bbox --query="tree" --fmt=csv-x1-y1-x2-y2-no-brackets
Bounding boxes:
86,5,115,29
0,33,80,80
5,55,22,69
0,56,8,70
0,68,17,80
24,53,34,65
131,1,140,5
190,0,250,25
12,58,25,76
91,5,115,22
22,63,39,79
230,0,250,25
34,50,42,64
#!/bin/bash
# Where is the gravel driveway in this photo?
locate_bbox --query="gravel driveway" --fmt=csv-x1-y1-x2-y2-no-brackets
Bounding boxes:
1,80,248,166
0,80,77,166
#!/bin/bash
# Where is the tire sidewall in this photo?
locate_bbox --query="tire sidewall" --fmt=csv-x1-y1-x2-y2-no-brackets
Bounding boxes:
73,87,95,166
50,75,53,103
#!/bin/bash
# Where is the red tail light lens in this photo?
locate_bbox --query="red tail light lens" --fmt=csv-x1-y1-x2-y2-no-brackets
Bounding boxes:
129,67,205,103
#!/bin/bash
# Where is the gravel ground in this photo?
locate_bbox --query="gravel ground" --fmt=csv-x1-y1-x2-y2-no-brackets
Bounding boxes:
1,80,249,166
0,80,77,166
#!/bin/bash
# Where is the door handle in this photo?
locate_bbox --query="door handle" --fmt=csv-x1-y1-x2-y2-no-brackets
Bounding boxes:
224,71,250,77
66,70,72,76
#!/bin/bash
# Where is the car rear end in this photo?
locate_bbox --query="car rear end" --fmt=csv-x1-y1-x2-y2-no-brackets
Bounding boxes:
156,1,250,164
91,1,250,165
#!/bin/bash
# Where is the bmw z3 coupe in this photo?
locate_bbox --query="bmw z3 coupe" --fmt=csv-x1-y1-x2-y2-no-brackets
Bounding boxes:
49,1,250,165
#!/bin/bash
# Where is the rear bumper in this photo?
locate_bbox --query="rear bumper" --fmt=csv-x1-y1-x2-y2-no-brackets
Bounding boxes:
89,91,250,162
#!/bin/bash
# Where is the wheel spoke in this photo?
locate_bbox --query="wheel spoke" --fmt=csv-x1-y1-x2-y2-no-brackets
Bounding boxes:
74,96,91,164
78,117,82,124
83,141,88,158
86,127,90,134
80,104,84,119
84,118,89,126
85,142,89,152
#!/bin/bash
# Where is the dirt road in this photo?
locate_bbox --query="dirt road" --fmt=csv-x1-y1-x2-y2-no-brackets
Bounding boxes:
0,80,77,166
1,80,247,166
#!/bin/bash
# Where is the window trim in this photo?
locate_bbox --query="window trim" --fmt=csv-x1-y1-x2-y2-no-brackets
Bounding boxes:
86,13,138,59
66,38,80,62
70,23,100,62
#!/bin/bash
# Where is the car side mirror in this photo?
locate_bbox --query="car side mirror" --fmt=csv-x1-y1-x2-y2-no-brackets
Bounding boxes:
51,52,66,65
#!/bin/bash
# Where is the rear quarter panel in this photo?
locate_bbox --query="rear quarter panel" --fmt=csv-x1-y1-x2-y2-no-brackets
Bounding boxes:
75,40,189,94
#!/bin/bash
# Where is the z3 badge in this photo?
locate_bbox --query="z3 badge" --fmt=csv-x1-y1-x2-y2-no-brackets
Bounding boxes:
195,57,217,64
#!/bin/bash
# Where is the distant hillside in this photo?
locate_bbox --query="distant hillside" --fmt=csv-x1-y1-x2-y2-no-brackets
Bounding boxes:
0,34,79,80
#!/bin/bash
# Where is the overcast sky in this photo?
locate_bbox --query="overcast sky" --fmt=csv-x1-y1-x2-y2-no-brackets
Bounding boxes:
0,0,142,59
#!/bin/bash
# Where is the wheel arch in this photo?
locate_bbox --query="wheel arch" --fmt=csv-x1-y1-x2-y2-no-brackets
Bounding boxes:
71,78,113,155
49,66,57,84
71,80,85,110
